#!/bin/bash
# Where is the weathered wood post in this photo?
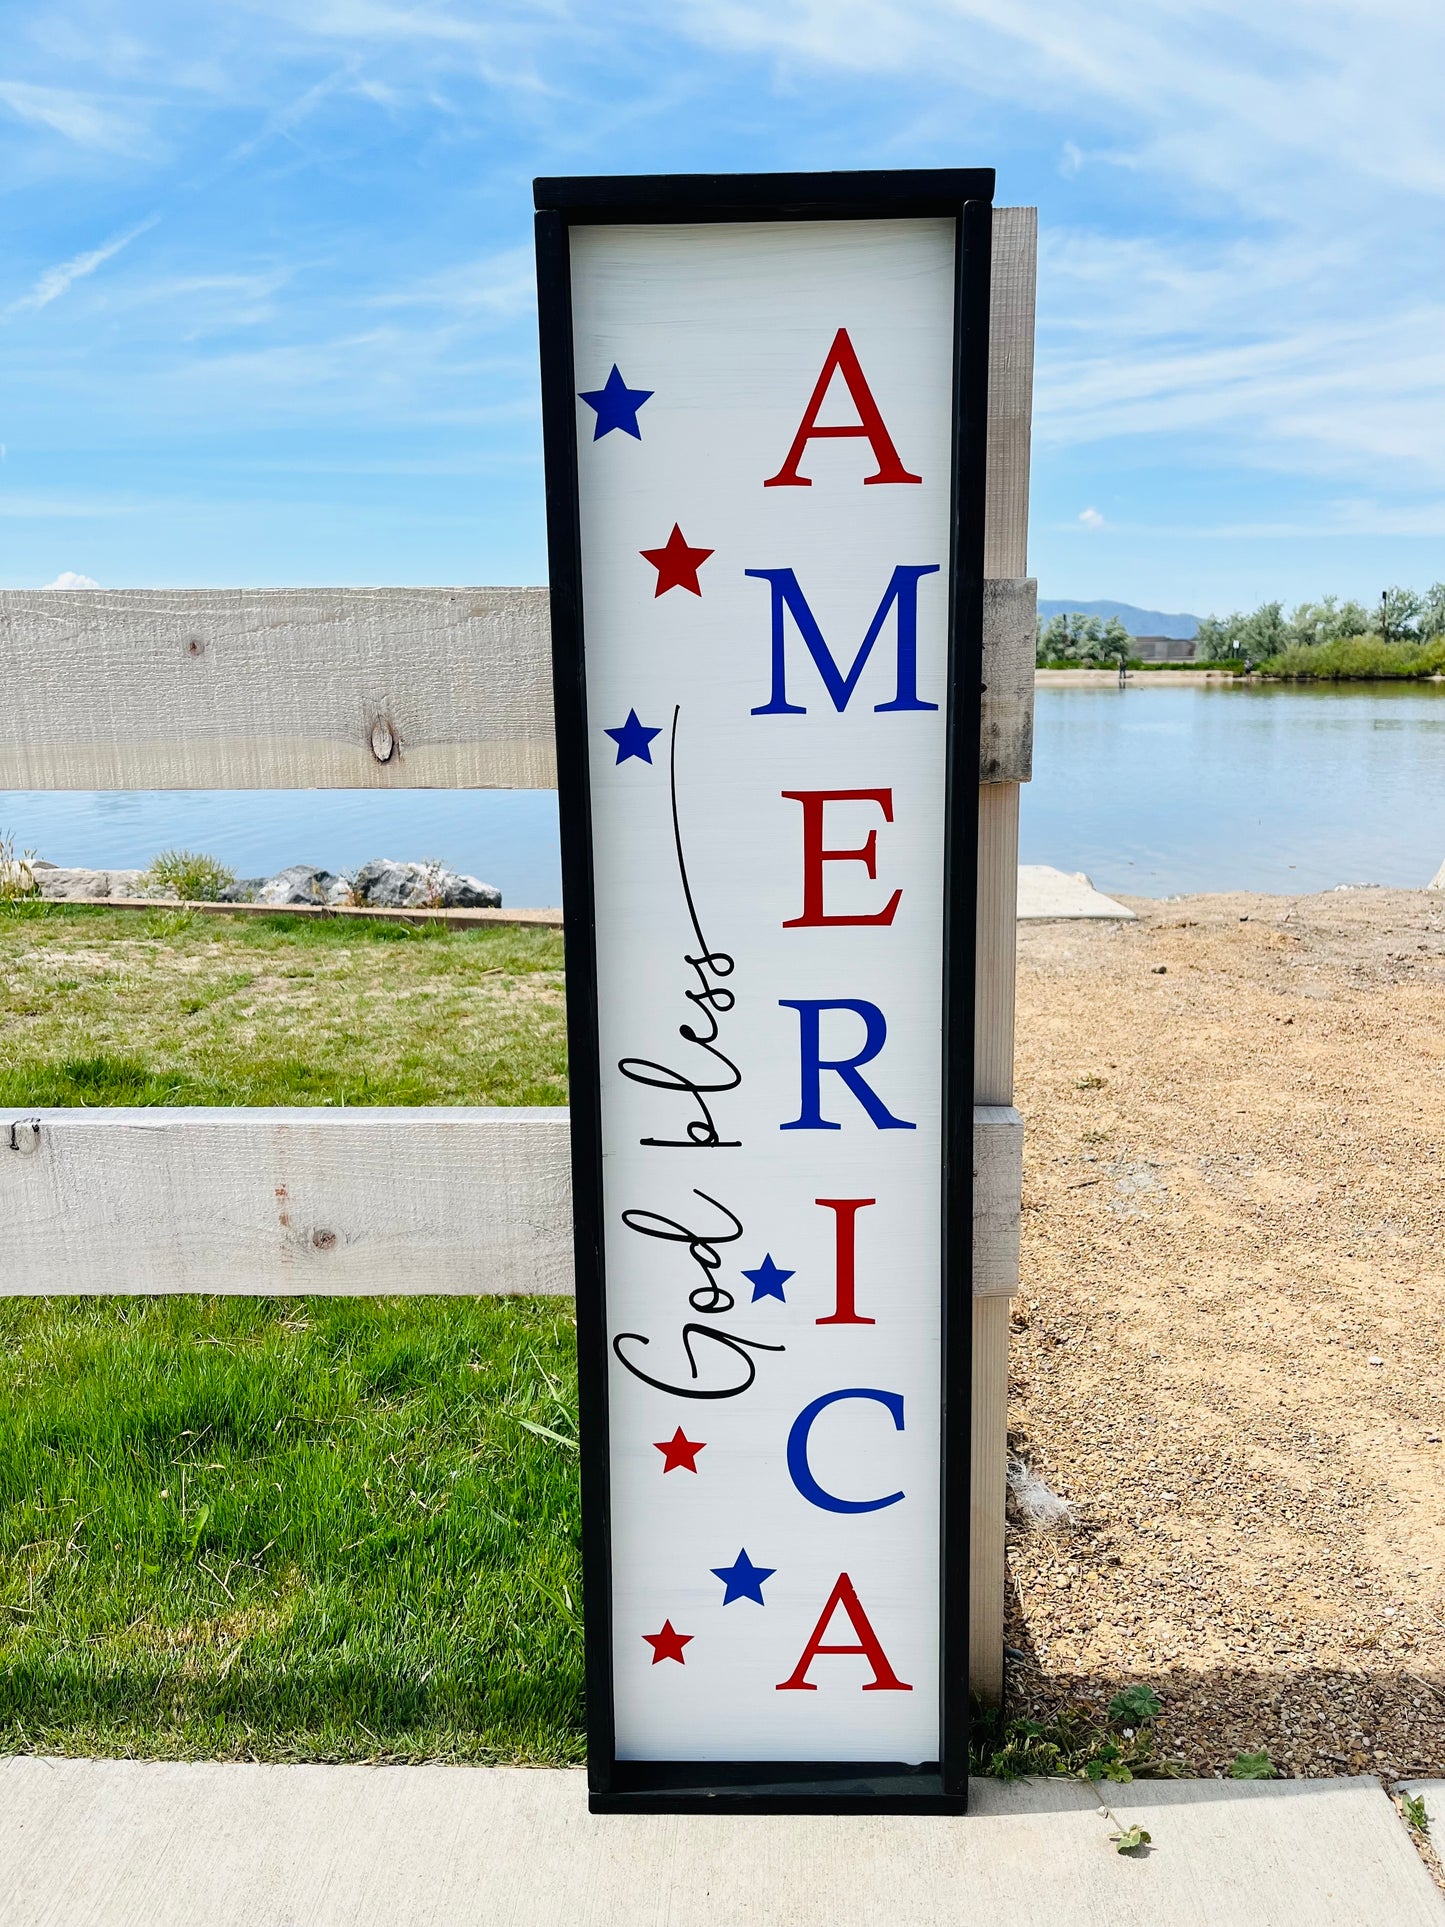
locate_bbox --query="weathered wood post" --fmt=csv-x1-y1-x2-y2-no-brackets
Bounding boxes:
972,206,1036,1705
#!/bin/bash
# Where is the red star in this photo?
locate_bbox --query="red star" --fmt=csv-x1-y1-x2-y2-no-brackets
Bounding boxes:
643,1620,692,1665
654,1427,706,1474
640,524,713,597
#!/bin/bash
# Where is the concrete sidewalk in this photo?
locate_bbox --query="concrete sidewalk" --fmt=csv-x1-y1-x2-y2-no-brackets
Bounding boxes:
2,1758,1441,1926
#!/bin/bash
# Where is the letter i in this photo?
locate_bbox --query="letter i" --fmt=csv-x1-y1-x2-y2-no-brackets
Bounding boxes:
815,1198,876,1326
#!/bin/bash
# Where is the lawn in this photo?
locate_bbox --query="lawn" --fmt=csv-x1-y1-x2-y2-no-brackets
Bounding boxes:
0,1295,583,1763
0,903,581,1763
0,901,567,1108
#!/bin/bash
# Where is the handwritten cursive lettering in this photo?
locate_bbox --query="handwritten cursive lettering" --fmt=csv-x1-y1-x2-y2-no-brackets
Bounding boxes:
612,1323,785,1400
617,706,742,1149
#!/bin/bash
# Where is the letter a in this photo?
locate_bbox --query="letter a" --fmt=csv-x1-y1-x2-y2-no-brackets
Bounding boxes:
763,328,922,488
776,1573,912,1691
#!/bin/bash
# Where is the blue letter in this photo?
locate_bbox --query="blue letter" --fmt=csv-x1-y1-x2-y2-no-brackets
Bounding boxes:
779,999,916,1131
787,1388,905,1513
747,565,940,715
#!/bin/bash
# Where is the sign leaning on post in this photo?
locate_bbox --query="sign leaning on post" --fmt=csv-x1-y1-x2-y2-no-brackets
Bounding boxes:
536,168,993,1814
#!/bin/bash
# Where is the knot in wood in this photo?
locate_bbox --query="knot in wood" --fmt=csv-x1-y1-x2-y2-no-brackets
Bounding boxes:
311,1229,337,1251
369,717,398,763
185,637,206,657
8,1119,41,1155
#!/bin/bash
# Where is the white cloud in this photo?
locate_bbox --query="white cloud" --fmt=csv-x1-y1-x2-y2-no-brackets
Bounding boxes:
369,245,536,319
236,0,557,93
2,216,160,321
1078,507,1105,531
657,0,1445,499
0,80,153,155
41,571,101,589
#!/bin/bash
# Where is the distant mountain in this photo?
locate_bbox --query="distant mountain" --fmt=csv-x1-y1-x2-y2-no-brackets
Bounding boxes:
1036,598,1201,640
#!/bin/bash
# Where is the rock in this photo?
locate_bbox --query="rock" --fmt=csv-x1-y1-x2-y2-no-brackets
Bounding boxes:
351,858,501,910
217,879,265,903
254,865,349,908
435,869,503,909
31,867,153,901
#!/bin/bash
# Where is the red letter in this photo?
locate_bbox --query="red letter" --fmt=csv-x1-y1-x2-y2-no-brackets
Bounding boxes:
763,328,922,488
782,790,902,928
815,1198,876,1326
775,1573,912,1691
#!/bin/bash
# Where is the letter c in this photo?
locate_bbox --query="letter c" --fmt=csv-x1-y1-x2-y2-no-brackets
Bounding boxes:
786,1387,904,1514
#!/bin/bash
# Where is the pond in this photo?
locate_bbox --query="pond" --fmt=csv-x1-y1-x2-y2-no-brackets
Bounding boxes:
5,682,1445,905
0,788,565,909
1023,681,1445,897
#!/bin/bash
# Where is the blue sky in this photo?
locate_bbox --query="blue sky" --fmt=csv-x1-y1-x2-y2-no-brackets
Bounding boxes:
2,1,1443,615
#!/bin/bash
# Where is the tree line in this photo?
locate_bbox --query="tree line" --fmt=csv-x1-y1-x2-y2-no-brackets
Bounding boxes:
1194,586,1445,661
1038,584,1445,672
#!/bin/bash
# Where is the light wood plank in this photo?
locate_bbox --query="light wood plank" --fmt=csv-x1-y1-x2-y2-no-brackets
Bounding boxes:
984,206,1037,582
2,1105,1020,1300
974,782,1022,1109
970,204,1037,1703
0,582,1034,792
2,1108,574,1296
972,1104,1023,1296
970,784,1022,1705
0,587,558,792
981,579,1035,785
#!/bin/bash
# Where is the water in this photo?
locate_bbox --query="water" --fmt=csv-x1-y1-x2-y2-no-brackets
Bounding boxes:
0,790,563,907
1023,681,1445,896
5,683,1445,904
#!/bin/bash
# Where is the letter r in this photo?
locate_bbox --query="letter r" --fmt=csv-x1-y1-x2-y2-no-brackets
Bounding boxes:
778,999,916,1131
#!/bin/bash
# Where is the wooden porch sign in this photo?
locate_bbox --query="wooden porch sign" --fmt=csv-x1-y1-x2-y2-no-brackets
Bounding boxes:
536,169,993,1814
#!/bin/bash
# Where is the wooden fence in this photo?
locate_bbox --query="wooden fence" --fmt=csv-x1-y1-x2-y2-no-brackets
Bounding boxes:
0,207,1037,1700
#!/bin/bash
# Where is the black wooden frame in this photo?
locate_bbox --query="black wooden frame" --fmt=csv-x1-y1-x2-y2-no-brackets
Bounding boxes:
535,168,992,1816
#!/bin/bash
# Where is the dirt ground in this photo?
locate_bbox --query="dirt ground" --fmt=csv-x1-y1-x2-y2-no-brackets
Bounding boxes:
1007,886,1445,1781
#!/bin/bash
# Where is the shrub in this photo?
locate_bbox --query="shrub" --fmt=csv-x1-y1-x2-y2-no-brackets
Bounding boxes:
1263,634,1445,681
1198,582,1445,664
0,829,38,903
142,849,236,902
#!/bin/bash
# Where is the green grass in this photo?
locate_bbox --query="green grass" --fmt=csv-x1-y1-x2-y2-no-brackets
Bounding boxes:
0,1295,583,1763
0,902,567,1108
0,903,580,1760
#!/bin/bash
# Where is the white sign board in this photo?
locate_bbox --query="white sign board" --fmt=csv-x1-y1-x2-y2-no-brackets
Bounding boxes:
537,169,992,1814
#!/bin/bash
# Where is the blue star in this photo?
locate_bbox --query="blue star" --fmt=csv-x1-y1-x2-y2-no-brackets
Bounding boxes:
604,709,662,765
711,1548,775,1606
742,1254,793,1303
579,365,653,440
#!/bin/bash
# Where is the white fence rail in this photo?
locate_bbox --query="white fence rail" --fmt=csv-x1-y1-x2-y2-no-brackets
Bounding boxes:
1,1106,1020,1299
0,579,1034,793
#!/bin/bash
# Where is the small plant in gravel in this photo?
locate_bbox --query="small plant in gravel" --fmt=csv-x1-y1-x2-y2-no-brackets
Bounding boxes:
1229,1748,1277,1780
972,1692,1178,1784
1109,1686,1163,1725
142,848,236,902
1402,1792,1430,1835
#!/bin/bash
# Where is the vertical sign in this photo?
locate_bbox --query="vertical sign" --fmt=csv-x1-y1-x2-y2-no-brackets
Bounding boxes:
537,170,991,1814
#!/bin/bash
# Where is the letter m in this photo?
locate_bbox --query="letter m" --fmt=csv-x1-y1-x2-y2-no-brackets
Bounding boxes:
747,565,940,716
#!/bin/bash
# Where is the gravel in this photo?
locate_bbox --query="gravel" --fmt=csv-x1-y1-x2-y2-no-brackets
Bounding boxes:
1005,887,1445,1782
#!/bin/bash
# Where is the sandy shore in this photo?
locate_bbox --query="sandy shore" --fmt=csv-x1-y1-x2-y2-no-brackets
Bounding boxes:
1035,668,1240,686
1007,886,1445,1779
